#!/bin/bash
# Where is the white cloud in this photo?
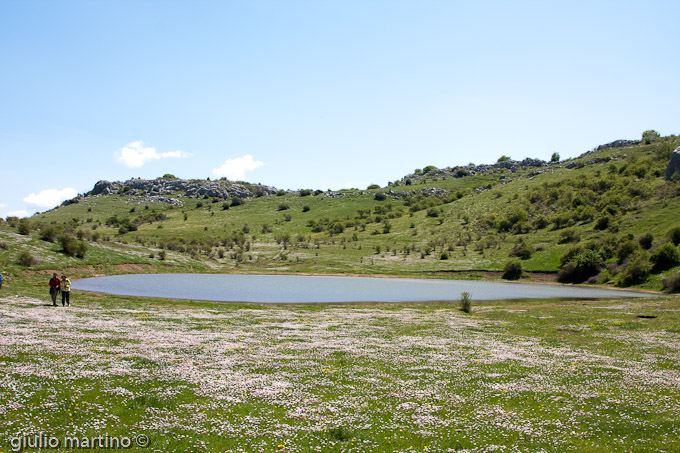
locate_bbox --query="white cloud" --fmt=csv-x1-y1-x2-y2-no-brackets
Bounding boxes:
0,203,6,209
212,154,264,180
115,141,191,168
23,188,78,208
5,210,29,218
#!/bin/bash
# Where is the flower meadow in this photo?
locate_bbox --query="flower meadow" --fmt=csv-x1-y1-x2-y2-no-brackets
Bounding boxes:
1,294,680,452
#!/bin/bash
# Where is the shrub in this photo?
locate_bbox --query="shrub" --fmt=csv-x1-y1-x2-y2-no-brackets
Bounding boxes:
641,129,660,144
276,190,286,196
382,221,392,234
426,208,439,218
39,226,59,242
618,253,652,286
300,189,312,197
638,232,654,250
650,243,680,272
367,184,380,190
230,197,243,207
460,292,472,313
558,228,580,244
502,260,523,280
374,192,387,201
18,219,31,235
158,250,166,260
532,215,549,230
440,252,449,260
509,239,532,260
302,205,310,212
667,227,680,246
277,203,290,211
558,249,603,283
550,152,560,162
617,240,640,264
663,271,680,293
58,234,88,258
0,241,8,250
594,215,611,230
222,202,230,210
17,250,38,266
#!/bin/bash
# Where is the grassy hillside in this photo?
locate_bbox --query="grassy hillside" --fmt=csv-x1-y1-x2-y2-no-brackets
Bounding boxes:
2,134,680,292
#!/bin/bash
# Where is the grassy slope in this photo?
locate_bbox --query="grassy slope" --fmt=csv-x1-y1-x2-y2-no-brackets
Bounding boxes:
2,136,680,291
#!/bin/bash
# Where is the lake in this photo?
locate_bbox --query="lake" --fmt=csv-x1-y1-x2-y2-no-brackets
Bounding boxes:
71,274,654,303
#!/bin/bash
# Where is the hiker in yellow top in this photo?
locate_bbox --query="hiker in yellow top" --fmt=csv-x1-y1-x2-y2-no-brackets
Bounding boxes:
60,275,71,307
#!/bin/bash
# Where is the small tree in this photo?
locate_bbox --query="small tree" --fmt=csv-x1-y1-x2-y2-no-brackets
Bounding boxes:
497,155,511,163
460,292,472,313
367,184,380,190
550,152,560,162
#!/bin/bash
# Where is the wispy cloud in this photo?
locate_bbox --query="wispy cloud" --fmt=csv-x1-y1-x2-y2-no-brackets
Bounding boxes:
212,155,264,181
0,203,6,209
23,188,78,208
115,141,191,168
5,210,29,218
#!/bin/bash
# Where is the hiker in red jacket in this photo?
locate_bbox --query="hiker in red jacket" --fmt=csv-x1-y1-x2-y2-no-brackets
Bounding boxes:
49,273,61,307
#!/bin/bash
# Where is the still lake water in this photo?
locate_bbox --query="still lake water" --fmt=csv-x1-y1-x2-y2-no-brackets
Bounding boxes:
71,274,653,303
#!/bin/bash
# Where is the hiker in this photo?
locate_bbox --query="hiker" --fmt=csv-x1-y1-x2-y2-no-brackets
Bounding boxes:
48,273,61,306
60,275,71,306
0,272,3,290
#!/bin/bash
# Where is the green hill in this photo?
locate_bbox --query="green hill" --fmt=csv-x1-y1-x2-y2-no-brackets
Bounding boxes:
3,133,680,293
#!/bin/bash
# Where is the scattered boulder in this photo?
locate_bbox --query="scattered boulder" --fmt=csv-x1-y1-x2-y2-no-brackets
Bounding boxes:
666,147,680,180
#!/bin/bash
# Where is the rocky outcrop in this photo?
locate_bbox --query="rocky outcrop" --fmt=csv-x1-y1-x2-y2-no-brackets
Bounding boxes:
596,139,639,151
85,177,277,200
91,180,114,196
60,177,279,207
666,147,680,180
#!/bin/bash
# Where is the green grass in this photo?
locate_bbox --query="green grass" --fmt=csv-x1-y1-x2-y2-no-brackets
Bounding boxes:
1,292,679,451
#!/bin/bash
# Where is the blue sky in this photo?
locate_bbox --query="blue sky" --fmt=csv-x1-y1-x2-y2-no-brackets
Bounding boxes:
1,0,678,218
